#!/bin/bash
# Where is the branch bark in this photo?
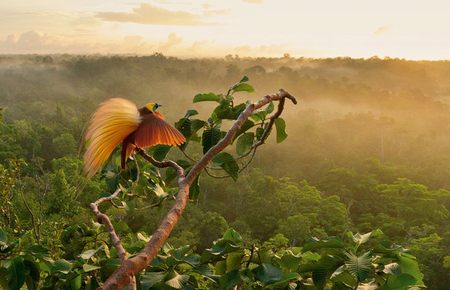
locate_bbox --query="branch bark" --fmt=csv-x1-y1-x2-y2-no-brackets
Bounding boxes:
98,89,297,289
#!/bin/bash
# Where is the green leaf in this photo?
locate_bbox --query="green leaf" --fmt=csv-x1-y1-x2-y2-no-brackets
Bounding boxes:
52,259,72,274
330,266,357,287
239,75,249,83
232,83,255,93
233,120,255,141
397,253,425,286
213,100,233,120
345,252,372,282
220,270,241,289
8,256,25,290
83,264,101,272
189,175,200,200
175,118,192,138
193,93,221,103
141,272,166,289
265,101,275,114
226,251,243,272
184,109,198,118
236,132,254,156
0,229,7,244
250,111,267,122
24,260,40,290
137,232,151,242
215,260,226,275
379,273,418,290
256,127,264,140
312,266,328,290
280,251,302,272
190,119,207,133
212,152,239,180
152,145,171,161
274,118,288,143
303,237,346,251
80,249,97,260
27,245,49,256
222,228,243,244
70,274,82,290
202,127,222,154
254,263,284,284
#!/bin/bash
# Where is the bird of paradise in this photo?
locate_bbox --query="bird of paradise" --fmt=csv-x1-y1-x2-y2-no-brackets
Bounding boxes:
83,98,185,178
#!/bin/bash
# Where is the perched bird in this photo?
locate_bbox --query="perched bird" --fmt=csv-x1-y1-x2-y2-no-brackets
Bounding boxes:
83,98,185,178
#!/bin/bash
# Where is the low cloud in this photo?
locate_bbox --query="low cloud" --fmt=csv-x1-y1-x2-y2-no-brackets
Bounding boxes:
0,30,299,58
242,0,264,4
97,3,208,25
374,26,389,36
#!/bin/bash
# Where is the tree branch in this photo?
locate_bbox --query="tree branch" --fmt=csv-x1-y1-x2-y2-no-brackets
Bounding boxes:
90,188,128,262
99,89,296,289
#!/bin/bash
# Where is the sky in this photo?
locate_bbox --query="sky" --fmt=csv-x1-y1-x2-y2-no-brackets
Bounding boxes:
1,0,449,59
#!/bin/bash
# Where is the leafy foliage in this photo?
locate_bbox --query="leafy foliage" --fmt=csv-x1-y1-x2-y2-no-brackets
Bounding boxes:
1,55,450,288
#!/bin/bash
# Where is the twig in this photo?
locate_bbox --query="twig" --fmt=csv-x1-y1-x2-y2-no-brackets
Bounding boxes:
136,148,184,177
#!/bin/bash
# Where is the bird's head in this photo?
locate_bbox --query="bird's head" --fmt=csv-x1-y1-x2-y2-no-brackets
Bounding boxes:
145,102,161,112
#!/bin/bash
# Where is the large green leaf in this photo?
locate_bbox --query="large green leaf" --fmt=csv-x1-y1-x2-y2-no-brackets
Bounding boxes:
312,267,328,290
345,252,372,282
193,93,221,103
202,127,222,154
274,118,288,143
226,251,244,272
330,265,357,288
254,264,284,284
236,132,254,156
279,251,302,272
141,272,166,289
70,274,82,290
379,273,417,290
24,260,40,290
8,257,25,290
52,259,72,274
220,270,241,289
397,253,425,286
212,152,239,180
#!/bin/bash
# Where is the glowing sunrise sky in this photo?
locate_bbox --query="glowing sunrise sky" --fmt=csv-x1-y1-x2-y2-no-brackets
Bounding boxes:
1,0,449,59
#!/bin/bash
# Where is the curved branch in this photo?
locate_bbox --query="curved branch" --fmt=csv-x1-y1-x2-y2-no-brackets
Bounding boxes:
100,89,297,289
90,188,128,262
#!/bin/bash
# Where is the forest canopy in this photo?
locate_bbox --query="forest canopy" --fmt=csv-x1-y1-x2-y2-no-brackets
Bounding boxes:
1,55,450,289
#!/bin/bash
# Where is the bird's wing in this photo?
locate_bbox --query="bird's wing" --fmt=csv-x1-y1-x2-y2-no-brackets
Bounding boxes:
84,98,141,178
134,112,186,148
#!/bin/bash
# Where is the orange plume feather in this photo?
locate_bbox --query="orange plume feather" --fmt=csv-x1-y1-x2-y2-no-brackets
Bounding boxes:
83,98,140,178
83,98,186,178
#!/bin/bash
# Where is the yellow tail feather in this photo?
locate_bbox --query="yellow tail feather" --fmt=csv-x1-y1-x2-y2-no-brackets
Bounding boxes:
83,98,140,178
